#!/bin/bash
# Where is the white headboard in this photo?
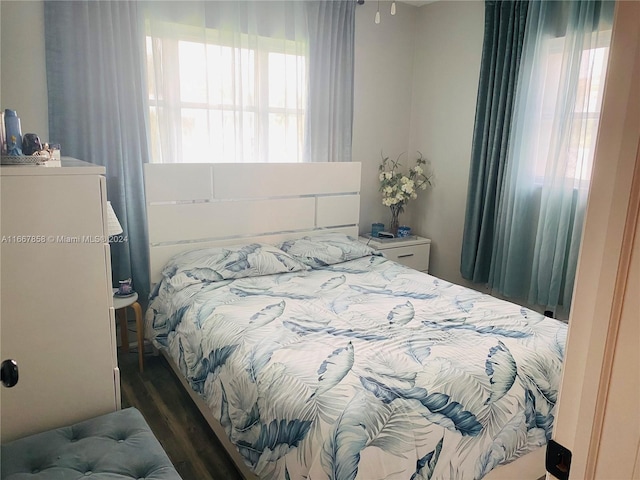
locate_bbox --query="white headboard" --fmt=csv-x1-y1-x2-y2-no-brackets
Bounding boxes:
144,162,362,284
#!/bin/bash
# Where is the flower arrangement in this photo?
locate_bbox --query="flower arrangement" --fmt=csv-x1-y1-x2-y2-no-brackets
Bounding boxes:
378,151,433,234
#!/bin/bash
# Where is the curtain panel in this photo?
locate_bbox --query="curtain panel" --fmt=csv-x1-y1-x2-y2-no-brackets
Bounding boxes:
305,0,356,163
45,1,151,301
461,0,613,312
144,0,355,164
506,0,614,309
460,0,530,283
144,1,309,164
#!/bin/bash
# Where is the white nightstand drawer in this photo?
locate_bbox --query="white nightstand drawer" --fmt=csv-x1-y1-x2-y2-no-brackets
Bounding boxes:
360,235,432,272
383,243,430,272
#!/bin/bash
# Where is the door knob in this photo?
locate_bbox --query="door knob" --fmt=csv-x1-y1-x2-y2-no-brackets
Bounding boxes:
1,359,19,388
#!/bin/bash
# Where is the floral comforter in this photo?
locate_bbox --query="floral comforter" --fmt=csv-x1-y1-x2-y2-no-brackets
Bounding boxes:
146,256,567,480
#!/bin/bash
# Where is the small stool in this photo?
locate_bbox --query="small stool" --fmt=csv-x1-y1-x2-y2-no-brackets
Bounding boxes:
113,289,144,372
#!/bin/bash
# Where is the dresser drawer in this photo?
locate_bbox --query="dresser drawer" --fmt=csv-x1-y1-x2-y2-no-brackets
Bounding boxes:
383,243,430,272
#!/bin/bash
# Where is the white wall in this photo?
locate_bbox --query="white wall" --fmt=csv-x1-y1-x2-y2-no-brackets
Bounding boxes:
353,0,416,233
0,1,49,141
408,1,484,285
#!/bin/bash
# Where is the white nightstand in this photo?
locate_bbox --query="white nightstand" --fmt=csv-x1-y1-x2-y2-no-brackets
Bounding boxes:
113,289,144,372
360,235,431,272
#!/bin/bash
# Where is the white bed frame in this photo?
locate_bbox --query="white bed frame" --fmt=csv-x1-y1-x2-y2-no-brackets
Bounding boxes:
143,162,546,480
145,162,361,285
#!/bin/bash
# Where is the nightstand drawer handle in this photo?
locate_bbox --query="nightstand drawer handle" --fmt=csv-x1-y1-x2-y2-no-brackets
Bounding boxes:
397,253,414,258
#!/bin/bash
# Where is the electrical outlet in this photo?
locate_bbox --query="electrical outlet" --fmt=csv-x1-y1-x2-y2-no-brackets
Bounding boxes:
546,439,572,480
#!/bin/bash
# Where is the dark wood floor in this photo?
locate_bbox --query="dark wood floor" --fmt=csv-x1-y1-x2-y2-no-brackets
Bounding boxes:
118,350,243,480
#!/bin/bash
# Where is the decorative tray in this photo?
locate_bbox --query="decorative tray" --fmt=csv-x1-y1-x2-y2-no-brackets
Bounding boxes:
114,291,136,298
1,155,50,166
363,234,418,242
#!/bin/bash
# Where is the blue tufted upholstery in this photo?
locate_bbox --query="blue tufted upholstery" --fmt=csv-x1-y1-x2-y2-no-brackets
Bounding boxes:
1,408,182,479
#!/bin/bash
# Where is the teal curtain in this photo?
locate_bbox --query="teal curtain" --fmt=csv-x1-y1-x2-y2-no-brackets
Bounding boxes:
45,1,151,301
460,0,529,283
463,0,614,312
495,0,614,310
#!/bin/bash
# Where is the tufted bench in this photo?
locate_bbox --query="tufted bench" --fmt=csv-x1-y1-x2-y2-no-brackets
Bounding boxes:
1,408,182,479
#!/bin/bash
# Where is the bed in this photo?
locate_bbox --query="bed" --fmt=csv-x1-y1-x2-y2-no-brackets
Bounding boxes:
143,162,566,480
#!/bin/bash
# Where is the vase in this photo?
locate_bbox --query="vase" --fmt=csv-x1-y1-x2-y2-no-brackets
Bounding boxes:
389,206,400,236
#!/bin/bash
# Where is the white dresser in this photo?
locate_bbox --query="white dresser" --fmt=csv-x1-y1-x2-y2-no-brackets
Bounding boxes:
360,235,431,273
0,158,120,442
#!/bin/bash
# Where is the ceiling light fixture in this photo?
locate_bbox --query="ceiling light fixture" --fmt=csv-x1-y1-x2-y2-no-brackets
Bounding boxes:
391,1,396,15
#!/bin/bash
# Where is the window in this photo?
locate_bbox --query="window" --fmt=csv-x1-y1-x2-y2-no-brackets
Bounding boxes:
146,25,307,163
534,34,610,185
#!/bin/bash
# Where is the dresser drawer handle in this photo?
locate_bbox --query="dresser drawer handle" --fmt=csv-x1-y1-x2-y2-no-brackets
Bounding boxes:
1,359,19,388
397,253,414,258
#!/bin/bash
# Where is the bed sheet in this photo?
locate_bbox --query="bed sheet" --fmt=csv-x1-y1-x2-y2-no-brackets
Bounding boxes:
145,256,567,480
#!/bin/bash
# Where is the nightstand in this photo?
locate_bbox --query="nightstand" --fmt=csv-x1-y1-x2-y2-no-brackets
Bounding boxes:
360,235,431,272
113,289,144,372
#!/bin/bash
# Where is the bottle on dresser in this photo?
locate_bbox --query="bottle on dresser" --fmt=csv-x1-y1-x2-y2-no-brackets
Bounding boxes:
4,109,23,156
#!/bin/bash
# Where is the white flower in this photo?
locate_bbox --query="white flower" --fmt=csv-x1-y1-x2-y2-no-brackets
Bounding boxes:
379,152,432,208
401,180,415,193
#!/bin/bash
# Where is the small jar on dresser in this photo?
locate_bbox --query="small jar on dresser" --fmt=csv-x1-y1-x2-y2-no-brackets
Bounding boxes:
359,235,431,273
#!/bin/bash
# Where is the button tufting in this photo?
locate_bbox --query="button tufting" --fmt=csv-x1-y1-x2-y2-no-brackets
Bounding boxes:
3,410,181,480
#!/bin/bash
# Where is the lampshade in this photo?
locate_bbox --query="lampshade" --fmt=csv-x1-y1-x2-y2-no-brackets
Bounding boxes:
107,201,123,236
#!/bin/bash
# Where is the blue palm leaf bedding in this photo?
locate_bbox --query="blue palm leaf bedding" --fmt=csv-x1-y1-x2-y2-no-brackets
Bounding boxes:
145,243,567,480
